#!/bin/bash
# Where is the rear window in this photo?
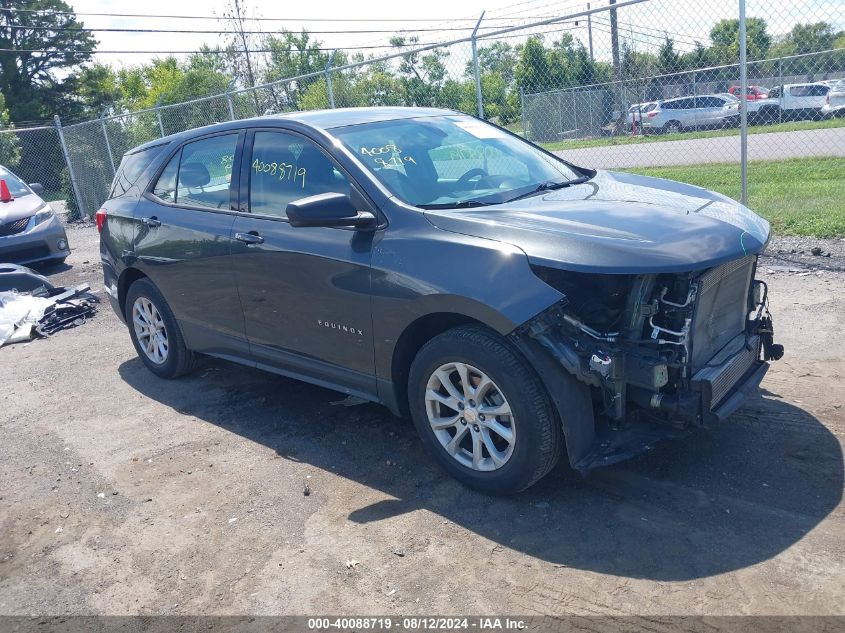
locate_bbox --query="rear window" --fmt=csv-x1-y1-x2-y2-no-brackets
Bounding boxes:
110,143,169,198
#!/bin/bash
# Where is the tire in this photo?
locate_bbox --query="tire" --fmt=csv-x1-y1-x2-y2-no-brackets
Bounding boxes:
408,325,562,495
125,278,196,379
663,120,682,134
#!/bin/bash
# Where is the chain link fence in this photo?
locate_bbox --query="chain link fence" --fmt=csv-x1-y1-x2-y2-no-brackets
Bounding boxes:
1,0,842,236
0,125,77,218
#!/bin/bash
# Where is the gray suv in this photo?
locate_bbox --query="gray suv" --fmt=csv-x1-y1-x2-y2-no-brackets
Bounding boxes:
98,107,782,494
642,95,740,133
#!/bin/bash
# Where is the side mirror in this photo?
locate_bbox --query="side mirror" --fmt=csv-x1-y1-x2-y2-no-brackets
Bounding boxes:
28,183,44,196
286,192,377,229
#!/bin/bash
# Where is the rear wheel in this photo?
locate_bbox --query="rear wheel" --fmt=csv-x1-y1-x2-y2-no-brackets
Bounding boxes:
663,120,682,134
408,325,561,494
125,278,196,379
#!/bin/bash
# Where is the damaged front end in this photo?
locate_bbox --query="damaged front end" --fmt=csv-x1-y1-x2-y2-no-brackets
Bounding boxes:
512,255,784,472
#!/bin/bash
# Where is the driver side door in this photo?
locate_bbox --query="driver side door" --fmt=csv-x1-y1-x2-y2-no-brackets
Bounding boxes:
230,128,378,398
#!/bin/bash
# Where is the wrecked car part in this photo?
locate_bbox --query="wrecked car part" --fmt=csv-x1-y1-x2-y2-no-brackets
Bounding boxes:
0,263,56,296
0,283,97,346
513,254,782,470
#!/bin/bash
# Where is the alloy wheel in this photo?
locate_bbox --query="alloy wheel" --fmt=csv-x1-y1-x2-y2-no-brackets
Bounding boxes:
132,297,169,365
424,362,516,472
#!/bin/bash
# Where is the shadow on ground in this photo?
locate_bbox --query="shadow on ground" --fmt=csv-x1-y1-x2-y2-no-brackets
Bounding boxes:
119,357,843,582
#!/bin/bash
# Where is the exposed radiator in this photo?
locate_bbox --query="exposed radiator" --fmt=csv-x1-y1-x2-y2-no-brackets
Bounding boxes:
690,255,755,370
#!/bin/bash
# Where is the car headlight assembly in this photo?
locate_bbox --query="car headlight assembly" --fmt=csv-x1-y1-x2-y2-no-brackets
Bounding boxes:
32,204,55,228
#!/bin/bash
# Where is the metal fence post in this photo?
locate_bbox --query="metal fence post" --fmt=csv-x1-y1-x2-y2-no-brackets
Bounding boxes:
572,90,578,137
54,115,86,218
692,69,698,131
325,49,338,109
100,111,116,176
520,87,527,139
777,57,783,124
226,79,237,120
739,0,748,206
471,12,486,119
155,98,165,137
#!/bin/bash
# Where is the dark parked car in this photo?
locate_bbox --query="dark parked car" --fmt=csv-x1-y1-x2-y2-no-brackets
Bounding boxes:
0,164,70,265
99,107,783,493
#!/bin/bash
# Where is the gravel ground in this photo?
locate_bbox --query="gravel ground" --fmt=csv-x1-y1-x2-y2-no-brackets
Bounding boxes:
1,224,843,616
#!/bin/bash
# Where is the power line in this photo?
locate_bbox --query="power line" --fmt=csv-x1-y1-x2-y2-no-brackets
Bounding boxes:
1,7,560,22
0,42,453,55
8,24,524,35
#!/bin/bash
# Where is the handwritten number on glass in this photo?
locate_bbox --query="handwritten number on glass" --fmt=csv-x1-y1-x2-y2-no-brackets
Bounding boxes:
252,158,306,189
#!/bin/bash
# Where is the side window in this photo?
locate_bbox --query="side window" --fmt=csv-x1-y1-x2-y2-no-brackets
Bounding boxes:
175,134,238,210
790,86,810,97
152,150,180,203
810,85,829,96
248,131,350,219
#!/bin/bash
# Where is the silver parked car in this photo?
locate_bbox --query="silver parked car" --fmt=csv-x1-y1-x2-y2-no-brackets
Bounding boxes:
641,94,740,133
822,79,845,118
0,165,70,265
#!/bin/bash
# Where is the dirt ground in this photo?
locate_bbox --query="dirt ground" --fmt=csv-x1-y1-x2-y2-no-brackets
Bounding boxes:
1,224,843,616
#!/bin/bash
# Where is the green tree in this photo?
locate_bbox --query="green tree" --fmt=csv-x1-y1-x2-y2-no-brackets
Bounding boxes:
0,93,21,168
0,0,97,122
262,31,330,111
657,37,681,75
772,22,839,57
709,17,771,63
514,36,552,94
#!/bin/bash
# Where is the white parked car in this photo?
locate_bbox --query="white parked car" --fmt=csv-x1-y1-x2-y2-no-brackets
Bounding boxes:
821,79,845,118
754,83,831,122
641,94,740,133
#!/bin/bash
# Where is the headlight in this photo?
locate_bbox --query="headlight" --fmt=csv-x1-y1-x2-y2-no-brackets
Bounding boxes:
32,203,54,227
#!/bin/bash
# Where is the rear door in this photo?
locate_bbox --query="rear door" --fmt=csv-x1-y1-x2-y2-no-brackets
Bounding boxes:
229,128,378,397
133,131,250,358
674,97,697,128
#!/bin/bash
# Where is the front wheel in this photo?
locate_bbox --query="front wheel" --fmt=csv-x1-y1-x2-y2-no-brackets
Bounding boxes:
408,325,562,494
125,278,196,379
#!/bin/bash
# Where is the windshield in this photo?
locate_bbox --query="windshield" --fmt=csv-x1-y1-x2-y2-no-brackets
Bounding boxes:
331,115,584,209
0,166,33,197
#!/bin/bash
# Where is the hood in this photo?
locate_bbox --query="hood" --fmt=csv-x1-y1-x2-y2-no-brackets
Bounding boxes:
423,170,770,273
0,193,45,225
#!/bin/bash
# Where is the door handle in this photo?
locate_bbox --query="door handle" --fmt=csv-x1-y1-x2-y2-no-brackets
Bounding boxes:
141,217,161,227
235,231,264,245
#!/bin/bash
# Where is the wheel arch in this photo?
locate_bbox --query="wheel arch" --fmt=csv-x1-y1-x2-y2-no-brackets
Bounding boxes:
387,312,488,417
117,267,150,319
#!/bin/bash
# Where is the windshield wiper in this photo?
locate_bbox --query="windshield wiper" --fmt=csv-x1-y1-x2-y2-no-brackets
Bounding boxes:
418,199,496,210
504,176,588,203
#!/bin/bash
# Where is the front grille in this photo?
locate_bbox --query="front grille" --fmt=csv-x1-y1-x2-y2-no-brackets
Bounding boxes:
690,255,755,370
0,216,31,237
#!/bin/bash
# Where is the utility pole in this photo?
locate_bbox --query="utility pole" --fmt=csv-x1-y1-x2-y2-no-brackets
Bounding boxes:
586,3,594,61
739,0,748,205
609,0,624,133
471,11,486,119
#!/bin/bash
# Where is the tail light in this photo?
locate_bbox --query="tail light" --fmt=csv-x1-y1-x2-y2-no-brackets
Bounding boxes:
647,111,658,118
95,209,107,233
